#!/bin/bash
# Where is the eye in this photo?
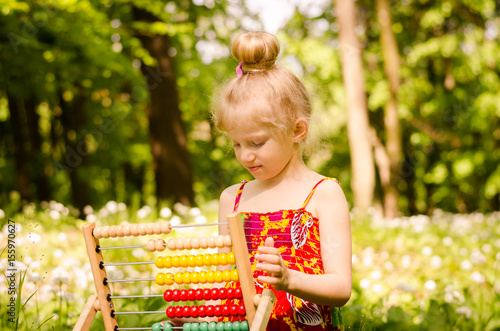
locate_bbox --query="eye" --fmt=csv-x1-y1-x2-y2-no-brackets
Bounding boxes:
252,141,263,147
232,142,240,148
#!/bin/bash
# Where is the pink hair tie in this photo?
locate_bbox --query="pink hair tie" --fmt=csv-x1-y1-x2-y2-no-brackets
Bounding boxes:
236,62,243,78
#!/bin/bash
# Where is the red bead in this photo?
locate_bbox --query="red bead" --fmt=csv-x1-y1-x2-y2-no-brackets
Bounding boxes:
230,305,239,316
214,305,222,317
172,289,180,302
163,290,172,302
183,306,191,318
234,288,242,299
180,289,188,301
175,306,183,318
218,288,227,300
205,305,214,317
211,288,219,301
226,288,234,299
203,289,211,301
222,305,230,317
190,305,198,318
187,289,196,301
198,305,207,317
238,305,246,316
166,306,175,318
195,288,204,301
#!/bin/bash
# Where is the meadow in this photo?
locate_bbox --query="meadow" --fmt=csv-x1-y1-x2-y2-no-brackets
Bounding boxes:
0,200,499,330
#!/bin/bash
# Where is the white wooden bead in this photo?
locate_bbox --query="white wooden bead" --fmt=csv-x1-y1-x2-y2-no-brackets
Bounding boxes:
191,237,200,249
122,224,131,237
146,239,156,252
146,223,155,235
155,239,166,252
207,236,216,248
130,224,139,236
101,226,110,238
93,227,102,239
215,236,225,248
224,235,232,247
160,222,171,234
115,225,124,237
200,236,208,249
182,237,192,250
175,238,184,250
167,238,177,251
138,224,147,236
153,222,163,235
108,226,117,238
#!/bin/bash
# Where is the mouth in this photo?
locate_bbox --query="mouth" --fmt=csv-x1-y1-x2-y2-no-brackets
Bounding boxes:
248,166,261,173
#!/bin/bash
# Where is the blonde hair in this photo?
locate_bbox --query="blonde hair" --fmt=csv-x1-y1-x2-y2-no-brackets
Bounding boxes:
212,31,312,139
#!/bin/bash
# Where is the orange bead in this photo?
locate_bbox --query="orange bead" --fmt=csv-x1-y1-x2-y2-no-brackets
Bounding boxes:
227,253,235,264
218,253,227,265
155,256,164,268
179,255,188,268
198,271,207,284
163,256,172,268
122,224,131,237
93,227,102,239
214,271,223,283
211,254,219,266
190,272,199,284
146,239,156,252
195,254,204,267
130,224,139,236
230,270,239,281
222,270,231,282
174,272,183,285
155,239,166,252
155,273,165,285
182,272,191,284
171,256,180,268
206,271,215,283
115,225,124,237
160,222,171,234
164,273,174,285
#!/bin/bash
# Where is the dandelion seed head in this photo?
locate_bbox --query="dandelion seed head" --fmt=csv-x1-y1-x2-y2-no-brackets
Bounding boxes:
424,280,437,291
470,271,485,283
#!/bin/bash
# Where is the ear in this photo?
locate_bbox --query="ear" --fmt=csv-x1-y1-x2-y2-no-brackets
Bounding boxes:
293,118,308,142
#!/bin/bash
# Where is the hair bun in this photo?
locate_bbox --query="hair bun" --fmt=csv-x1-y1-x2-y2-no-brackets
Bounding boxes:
231,31,280,72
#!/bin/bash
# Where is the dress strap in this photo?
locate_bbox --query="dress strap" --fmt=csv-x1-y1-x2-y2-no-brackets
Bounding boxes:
232,180,249,212
301,177,340,209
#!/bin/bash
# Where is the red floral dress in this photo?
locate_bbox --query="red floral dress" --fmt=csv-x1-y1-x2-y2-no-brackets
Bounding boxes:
220,178,344,331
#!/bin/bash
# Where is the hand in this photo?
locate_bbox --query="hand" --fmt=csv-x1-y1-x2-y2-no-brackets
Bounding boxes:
255,237,290,291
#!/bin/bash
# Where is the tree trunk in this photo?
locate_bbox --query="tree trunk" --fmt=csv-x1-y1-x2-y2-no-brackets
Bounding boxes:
134,7,195,207
334,0,375,216
375,0,402,219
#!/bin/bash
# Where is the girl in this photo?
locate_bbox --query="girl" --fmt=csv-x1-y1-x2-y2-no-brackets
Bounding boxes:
214,31,352,331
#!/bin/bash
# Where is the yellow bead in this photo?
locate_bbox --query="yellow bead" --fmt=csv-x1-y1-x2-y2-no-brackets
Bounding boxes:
206,271,215,283
222,270,231,282
211,254,219,267
171,256,180,268
203,254,212,267
214,271,223,283
187,255,196,267
155,257,164,268
195,254,204,267
182,272,191,284
180,255,188,268
174,272,183,285
230,270,239,281
164,273,174,285
198,271,207,284
163,256,172,268
218,253,227,265
190,272,199,284
155,273,165,285
227,252,235,264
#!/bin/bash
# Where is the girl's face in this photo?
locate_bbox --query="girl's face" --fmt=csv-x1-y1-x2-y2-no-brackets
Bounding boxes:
227,122,295,181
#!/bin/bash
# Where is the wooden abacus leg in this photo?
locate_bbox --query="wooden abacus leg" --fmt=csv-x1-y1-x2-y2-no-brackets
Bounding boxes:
73,295,99,331
251,289,275,331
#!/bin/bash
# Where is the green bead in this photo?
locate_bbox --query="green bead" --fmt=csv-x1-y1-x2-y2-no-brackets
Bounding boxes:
239,321,249,331
216,322,225,331
183,323,191,331
208,322,217,331
224,321,232,331
199,322,208,331
164,323,173,331
152,323,163,331
232,321,240,331
191,322,199,331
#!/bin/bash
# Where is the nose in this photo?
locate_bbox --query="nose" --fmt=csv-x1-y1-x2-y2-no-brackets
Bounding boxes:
239,147,255,163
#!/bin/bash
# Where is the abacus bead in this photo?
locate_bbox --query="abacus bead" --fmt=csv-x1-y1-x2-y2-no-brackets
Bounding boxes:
222,305,230,317
183,322,191,331
191,237,200,249
226,288,234,299
155,273,165,285
195,288,203,301
230,270,239,282
101,226,110,238
182,272,191,284
214,271,223,283
199,322,208,331
216,236,225,248
108,226,117,237
218,288,227,299
216,322,225,331
172,289,180,302
198,305,207,317
195,254,204,267
175,306,183,318
203,288,211,300
211,288,219,300
155,239,166,252
187,255,196,267
203,254,212,267
222,270,231,282
227,253,235,264
122,224,131,236
224,321,232,331
154,222,163,235
218,253,227,265
214,305,222,317
167,238,177,251
239,321,248,331
206,305,214,317
165,323,174,331
115,225,124,237
93,227,101,238
234,288,242,299
190,272,199,284
179,289,187,301
187,289,196,301
146,223,155,235
183,237,192,250
207,322,217,331
163,289,172,301
176,238,184,250
163,256,172,268
238,305,246,316
190,305,198,318
206,271,215,283
224,235,232,247
182,306,191,318
155,256,164,268
191,322,199,331
130,224,139,236
171,256,180,267
230,304,238,316
152,322,163,331
138,224,147,236
161,222,171,234
198,271,207,284
146,239,156,252
166,306,175,318
164,273,174,285
200,236,208,249
207,236,216,248
180,255,188,268
231,321,240,331
174,272,183,284
211,254,219,266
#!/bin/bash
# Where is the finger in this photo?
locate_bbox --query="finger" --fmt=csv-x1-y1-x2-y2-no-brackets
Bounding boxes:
257,246,280,254
256,263,282,274
255,253,281,264
264,236,275,247
257,275,280,285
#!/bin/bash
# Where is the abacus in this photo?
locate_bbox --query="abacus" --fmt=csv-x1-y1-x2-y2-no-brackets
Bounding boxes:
73,212,275,331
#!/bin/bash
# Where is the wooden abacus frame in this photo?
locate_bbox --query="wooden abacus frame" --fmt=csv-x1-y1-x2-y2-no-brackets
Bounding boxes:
73,212,275,331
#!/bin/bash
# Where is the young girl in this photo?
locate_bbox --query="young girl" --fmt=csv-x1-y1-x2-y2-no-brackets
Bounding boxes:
213,31,352,331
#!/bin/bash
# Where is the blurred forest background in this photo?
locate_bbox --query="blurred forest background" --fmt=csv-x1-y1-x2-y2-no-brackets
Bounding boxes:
0,0,499,217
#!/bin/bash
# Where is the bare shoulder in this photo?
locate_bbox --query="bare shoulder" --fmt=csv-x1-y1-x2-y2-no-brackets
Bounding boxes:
315,178,345,201
219,182,243,205
312,178,350,220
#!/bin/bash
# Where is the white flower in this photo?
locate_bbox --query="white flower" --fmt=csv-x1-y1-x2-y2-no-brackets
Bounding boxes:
83,205,94,215
189,207,201,217
194,215,207,224
470,249,486,264
118,203,127,212
160,207,172,218
456,306,472,318
422,246,433,256
131,248,147,259
430,255,442,269
470,271,485,283
27,232,42,244
170,215,181,226
58,233,67,241
51,266,69,285
53,249,64,258
86,214,97,222
396,281,414,292
442,236,453,246
384,261,394,271
136,206,151,219
363,256,373,267
370,270,382,280
359,279,370,289
106,201,118,213
372,283,383,293
424,280,437,291
481,243,492,254
460,260,473,270
401,255,411,268
173,203,189,215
